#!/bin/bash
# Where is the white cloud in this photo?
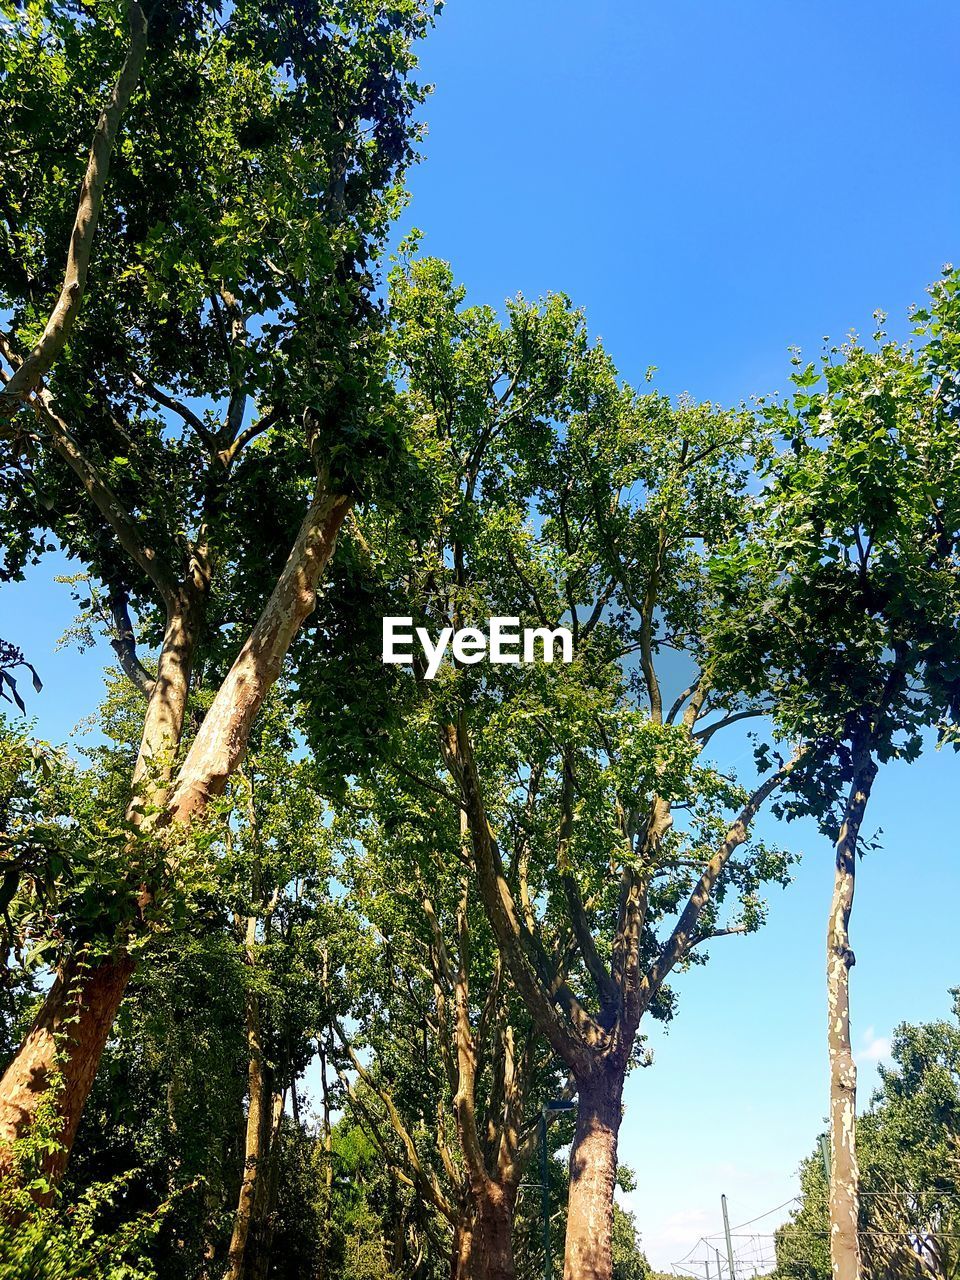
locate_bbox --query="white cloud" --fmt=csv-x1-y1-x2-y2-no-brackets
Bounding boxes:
631,1203,716,1265
855,1026,891,1064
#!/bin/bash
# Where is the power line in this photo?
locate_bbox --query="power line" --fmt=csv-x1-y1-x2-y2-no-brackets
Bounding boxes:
723,1196,801,1232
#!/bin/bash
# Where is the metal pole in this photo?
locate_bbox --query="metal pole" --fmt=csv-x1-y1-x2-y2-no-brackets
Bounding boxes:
540,1110,551,1280
722,1194,736,1280
819,1133,832,1182
716,1247,723,1278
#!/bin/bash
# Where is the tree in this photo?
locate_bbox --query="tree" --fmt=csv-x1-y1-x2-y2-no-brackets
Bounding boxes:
712,269,960,1280
0,0,434,1188
0,679,360,1279
304,255,799,1280
0,704,248,1272
611,1203,652,1280
330,764,573,1280
215,701,335,1280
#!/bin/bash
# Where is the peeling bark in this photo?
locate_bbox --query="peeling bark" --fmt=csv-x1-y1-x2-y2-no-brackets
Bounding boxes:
826,742,877,1280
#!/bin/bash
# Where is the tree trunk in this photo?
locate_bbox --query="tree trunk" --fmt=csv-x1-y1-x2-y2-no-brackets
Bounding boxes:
168,487,350,823
563,1067,624,1280
0,951,135,1188
454,1183,516,1280
247,1089,284,1280
0,488,347,1192
450,1215,473,1280
224,976,271,1280
827,746,877,1280
0,592,201,1189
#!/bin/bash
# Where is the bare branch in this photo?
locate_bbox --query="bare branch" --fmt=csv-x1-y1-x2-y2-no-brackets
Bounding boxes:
34,390,179,604
640,750,805,1010
665,676,702,726
219,405,282,468
695,707,767,746
559,751,620,1016
689,924,748,948
333,1021,455,1221
129,371,217,451
0,0,149,420
108,589,155,698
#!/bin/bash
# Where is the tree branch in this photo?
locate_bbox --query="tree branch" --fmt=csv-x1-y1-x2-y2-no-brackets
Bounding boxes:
129,371,218,452
0,0,149,420
333,1022,455,1221
558,751,620,1017
107,589,155,698
34,390,180,604
695,706,767,746
440,716,598,1079
639,750,805,1011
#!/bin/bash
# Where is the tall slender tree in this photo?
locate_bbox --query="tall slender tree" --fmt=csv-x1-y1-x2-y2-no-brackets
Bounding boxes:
711,270,960,1280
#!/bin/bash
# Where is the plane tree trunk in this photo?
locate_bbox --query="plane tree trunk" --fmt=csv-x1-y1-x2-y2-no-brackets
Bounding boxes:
0,585,202,1186
562,1064,624,1280
827,739,877,1280
451,1183,516,1280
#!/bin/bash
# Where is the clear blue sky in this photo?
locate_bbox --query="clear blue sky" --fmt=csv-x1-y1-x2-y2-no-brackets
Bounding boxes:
3,1,960,1272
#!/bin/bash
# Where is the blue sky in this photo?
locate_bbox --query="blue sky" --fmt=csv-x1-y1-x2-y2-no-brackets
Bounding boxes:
3,1,960,1272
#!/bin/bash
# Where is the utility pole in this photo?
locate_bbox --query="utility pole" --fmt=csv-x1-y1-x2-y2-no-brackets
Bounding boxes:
540,1099,576,1280
819,1133,832,1181
722,1194,736,1280
716,1247,723,1278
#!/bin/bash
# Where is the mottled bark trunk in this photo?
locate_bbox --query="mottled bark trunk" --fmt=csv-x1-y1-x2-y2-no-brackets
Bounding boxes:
563,1067,623,1280
827,748,876,1280
168,487,350,823
130,590,205,808
451,1216,474,1280
0,951,135,1188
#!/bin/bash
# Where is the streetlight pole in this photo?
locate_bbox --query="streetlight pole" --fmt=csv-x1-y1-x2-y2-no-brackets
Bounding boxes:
540,1099,576,1280
722,1194,736,1280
